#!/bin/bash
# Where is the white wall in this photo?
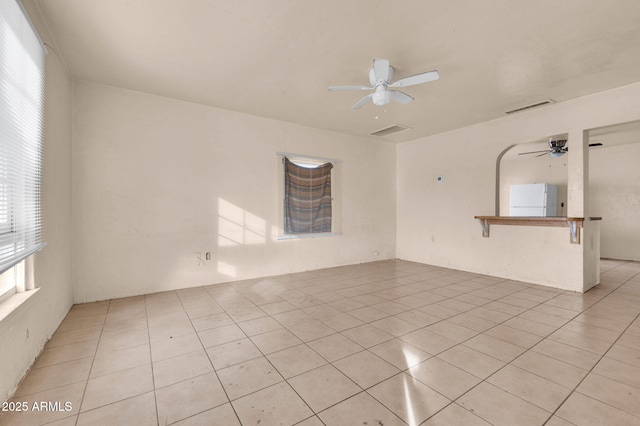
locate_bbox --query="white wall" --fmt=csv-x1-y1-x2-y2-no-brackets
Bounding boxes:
71,81,396,303
397,82,640,291
589,142,640,260
0,2,73,402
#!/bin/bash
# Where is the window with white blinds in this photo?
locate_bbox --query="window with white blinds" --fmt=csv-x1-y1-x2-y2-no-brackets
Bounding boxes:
0,0,45,284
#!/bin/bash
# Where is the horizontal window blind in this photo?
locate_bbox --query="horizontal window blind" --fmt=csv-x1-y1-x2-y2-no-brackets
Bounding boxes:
0,0,46,276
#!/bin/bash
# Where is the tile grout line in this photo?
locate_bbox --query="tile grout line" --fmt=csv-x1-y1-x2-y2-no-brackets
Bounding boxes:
144,294,162,426
172,266,577,425
174,289,243,425
209,279,411,424
403,273,626,424
15,259,640,425
71,300,111,425
542,266,640,425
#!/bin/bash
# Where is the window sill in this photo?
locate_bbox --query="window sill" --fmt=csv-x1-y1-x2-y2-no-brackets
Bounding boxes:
0,288,41,325
277,232,342,240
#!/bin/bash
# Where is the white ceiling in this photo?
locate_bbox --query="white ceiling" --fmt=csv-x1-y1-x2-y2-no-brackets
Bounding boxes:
34,0,640,143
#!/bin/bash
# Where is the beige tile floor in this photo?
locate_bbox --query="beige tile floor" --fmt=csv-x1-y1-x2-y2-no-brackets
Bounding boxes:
2,258,640,426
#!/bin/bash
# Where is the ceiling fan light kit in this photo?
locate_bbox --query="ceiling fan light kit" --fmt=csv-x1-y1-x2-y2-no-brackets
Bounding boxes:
372,85,392,106
329,59,439,109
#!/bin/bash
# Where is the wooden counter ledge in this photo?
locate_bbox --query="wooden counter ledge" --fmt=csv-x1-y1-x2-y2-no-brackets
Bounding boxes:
473,216,602,244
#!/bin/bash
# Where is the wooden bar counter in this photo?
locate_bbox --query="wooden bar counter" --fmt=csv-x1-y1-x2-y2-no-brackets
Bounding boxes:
474,216,602,244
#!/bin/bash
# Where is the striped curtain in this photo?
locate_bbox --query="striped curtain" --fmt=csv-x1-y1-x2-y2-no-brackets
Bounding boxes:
284,157,333,234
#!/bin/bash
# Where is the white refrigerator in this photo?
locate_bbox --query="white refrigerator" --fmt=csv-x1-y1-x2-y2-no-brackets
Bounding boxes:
509,183,558,217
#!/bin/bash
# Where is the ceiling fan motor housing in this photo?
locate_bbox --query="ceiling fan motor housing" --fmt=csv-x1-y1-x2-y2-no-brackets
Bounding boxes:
549,139,567,150
369,67,393,86
549,138,568,157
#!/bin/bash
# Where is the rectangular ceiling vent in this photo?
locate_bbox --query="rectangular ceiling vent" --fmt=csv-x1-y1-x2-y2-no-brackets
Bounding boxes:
505,99,555,115
370,124,411,137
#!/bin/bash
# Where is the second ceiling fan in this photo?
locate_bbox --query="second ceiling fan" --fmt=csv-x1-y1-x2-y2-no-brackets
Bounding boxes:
328,59,439,109
519,138,603,158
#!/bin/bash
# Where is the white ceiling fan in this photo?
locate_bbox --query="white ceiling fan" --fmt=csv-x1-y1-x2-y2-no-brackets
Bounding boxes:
328,59,439,109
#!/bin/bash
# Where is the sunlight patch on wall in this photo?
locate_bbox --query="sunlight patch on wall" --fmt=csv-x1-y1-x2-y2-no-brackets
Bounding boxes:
218,198,266,246
217,261,236,277
270,225,280,241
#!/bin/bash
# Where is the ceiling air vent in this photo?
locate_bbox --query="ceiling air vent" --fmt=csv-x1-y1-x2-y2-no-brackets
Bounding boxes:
505,99,555,115
370,124,411,137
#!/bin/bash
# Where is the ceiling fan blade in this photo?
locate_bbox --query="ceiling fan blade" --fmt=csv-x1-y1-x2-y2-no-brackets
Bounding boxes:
328,85,372,91
351,94,373,109
390,90,414,105
551,143,602,153
373,59,390,83
390,70,440,88
518,149,551,155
